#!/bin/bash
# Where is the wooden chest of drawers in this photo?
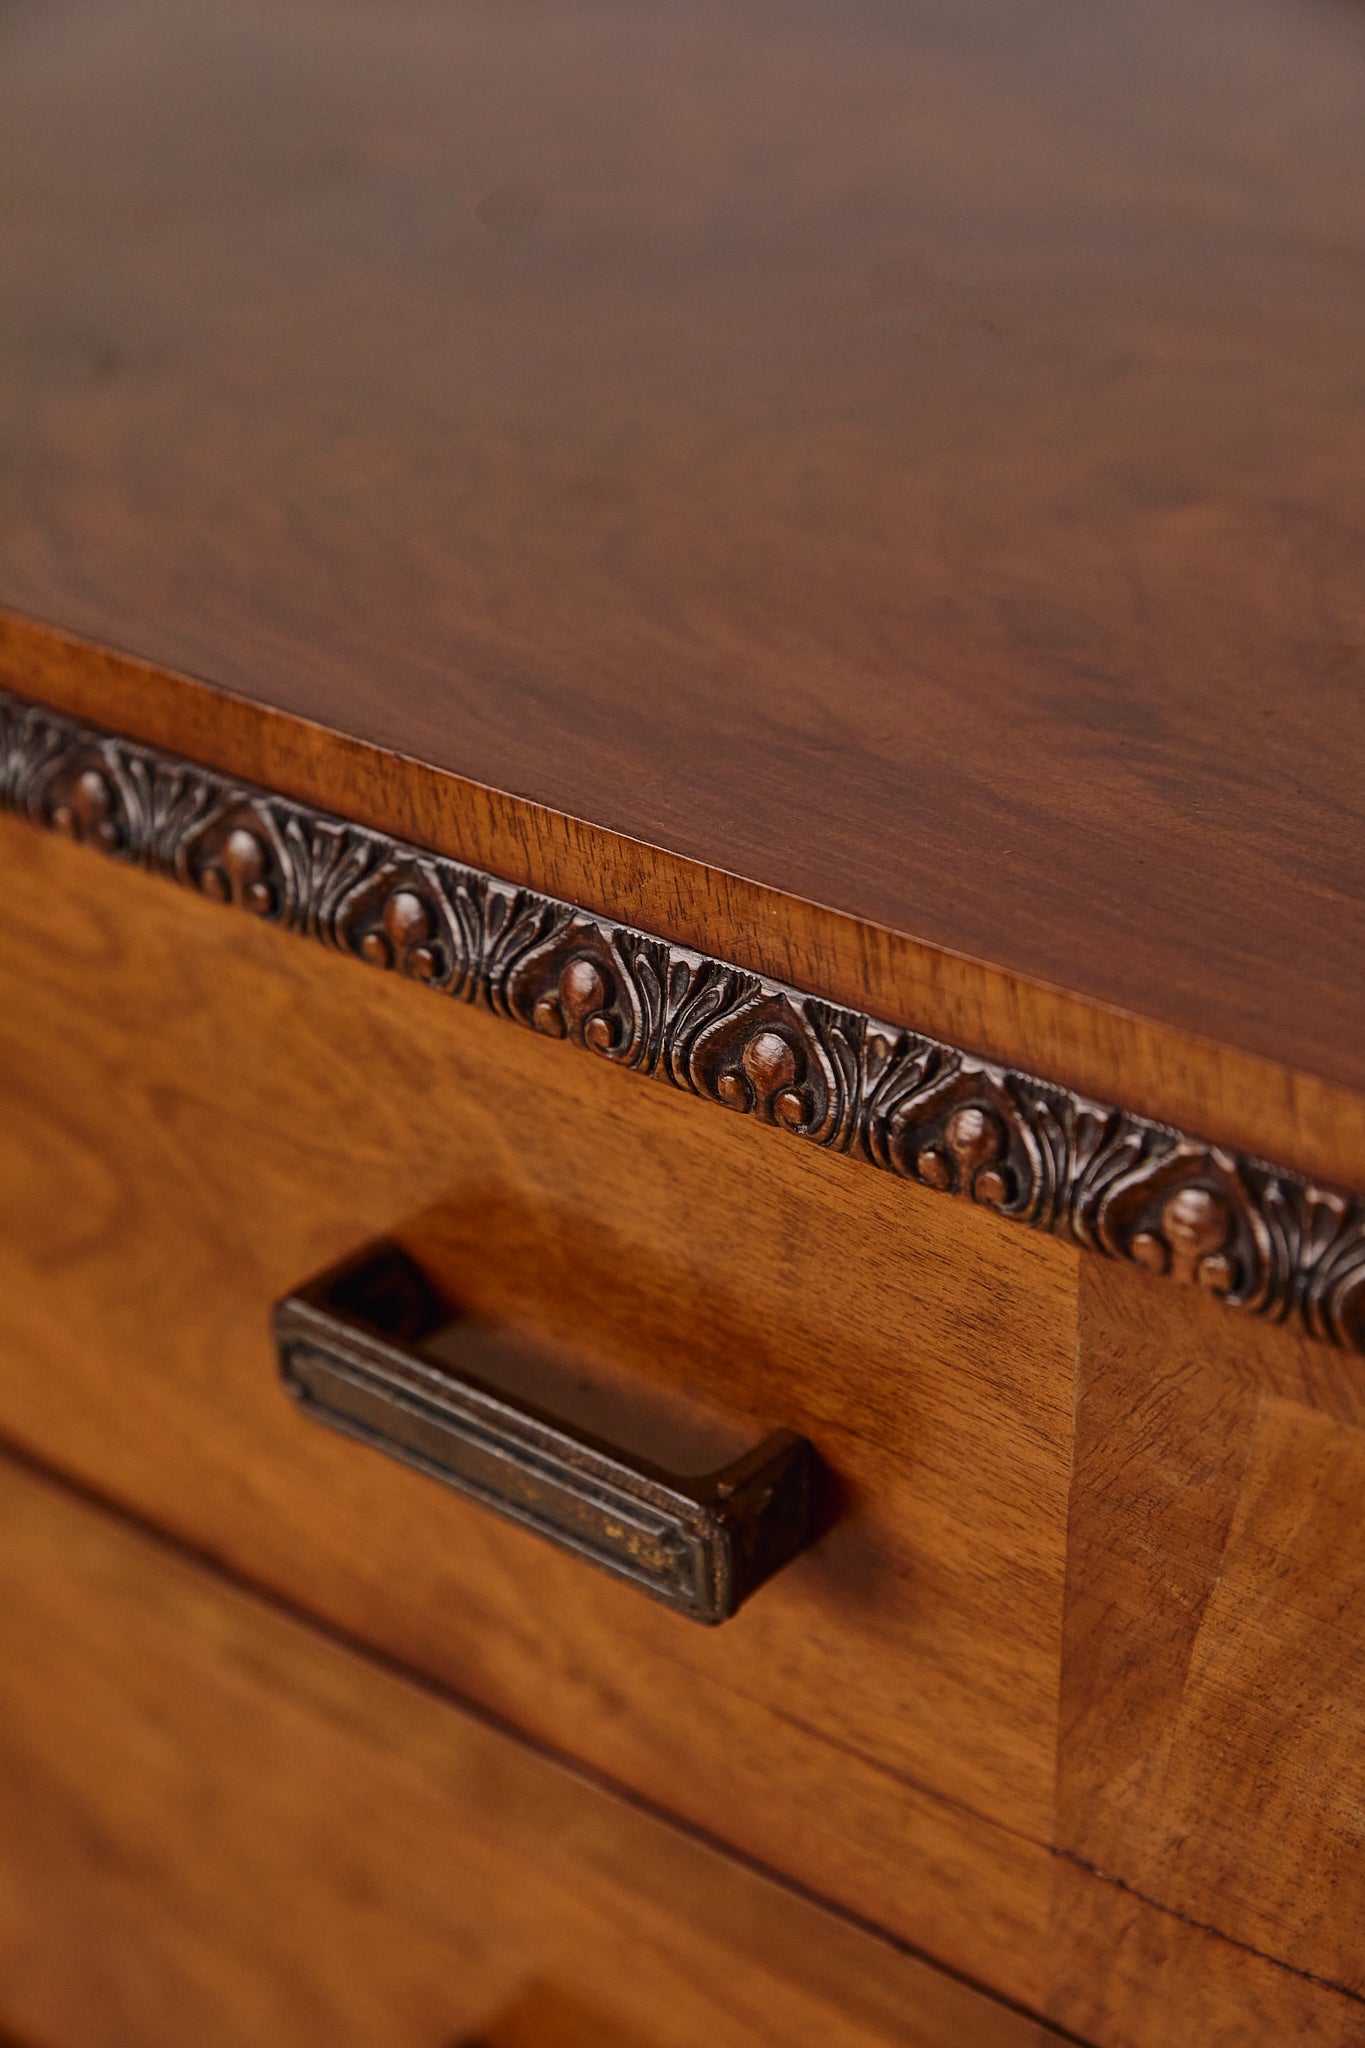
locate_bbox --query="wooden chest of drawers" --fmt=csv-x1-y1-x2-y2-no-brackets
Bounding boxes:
2,3,1365,2044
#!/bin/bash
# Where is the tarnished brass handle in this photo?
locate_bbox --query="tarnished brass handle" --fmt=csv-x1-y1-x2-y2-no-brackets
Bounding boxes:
274,1241,816,1625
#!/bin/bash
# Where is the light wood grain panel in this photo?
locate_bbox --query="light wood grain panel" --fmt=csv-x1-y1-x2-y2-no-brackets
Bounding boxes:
0,814,1078,2004
1059,1261,1365,2020
1046,1860,1365,2048
0,1451,1068,2048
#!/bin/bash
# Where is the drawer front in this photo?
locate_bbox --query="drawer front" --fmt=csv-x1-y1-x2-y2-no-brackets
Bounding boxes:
12,813,1365,2046
0,1452,1065,2048
0,815,1079,2004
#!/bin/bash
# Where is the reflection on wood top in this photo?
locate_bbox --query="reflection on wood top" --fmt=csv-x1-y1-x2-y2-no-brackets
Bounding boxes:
1,0,1363,1090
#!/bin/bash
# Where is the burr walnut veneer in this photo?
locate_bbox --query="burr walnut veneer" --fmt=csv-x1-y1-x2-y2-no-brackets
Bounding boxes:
3,3,1365,2046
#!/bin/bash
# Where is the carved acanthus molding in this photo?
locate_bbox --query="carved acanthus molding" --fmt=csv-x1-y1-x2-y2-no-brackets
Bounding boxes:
4,685,1363,1355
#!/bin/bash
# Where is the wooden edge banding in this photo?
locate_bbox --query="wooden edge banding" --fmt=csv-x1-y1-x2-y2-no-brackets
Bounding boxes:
6,607,1364,1192
5,683,1365,1357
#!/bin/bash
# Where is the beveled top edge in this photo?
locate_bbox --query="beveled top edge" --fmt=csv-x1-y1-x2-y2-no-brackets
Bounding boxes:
4,610,1363,1197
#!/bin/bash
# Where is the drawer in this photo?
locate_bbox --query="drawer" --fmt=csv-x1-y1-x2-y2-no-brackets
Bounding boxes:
8,810,1365,2048
0,813,1079,2006
0,1450,1067,2048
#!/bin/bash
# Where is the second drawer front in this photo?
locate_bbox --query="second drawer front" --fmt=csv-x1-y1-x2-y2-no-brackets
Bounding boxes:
0,1453,1066,2048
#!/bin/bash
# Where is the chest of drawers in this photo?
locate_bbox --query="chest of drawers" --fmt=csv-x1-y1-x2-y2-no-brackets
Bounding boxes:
2,4,1364,2045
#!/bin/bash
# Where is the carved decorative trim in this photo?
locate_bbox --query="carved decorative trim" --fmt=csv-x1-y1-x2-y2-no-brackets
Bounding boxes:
4,685,1364,1355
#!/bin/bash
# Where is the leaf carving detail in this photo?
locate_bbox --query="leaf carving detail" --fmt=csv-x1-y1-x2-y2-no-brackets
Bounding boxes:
4,686,1363,1357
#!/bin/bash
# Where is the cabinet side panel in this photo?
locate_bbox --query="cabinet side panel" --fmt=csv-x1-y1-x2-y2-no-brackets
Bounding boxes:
1059,1258,1365,2022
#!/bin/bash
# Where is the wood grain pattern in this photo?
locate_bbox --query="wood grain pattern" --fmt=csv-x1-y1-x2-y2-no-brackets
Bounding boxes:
1057,1261,1365,2028
7,687,1363,1354
0,812,1079,2007
7,7,1365,2027
8,612,1363,1201
0,1452,1069,2048
1045,1859,1365,2048
5,811,1365,2033
1,0,1364,1106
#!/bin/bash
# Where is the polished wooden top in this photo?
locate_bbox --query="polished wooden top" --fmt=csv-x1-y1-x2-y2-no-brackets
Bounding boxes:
1,0,1363,1094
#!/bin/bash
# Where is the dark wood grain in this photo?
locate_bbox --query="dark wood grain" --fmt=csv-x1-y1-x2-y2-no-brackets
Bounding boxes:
1,0,1364,1101
0,1451,1070,2048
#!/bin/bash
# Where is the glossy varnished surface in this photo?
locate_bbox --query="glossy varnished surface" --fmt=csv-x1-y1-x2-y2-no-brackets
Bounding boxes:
1,0,1363,1092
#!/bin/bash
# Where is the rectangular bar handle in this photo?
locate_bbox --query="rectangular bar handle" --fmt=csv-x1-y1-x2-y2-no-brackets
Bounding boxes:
274,1242,817,1624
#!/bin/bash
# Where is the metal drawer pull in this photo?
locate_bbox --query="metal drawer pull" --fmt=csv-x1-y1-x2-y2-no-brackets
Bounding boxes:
274,1241,817,1624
